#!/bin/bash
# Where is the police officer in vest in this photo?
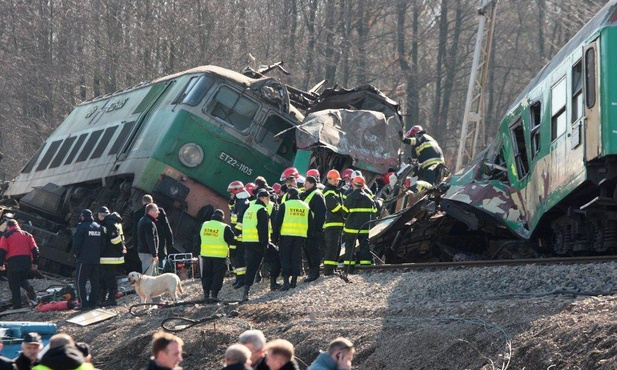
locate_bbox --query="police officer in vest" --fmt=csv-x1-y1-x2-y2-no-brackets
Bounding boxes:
342,176,376,274
401,125,446,185
322,170,345,276
300,176,325,282
199,209,235,303
71,209,104,310
272,188,312,290
97,206,126,307
241,189,272,301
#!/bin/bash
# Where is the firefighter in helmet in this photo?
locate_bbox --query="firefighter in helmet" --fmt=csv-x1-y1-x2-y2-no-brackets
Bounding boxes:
401,125,445,186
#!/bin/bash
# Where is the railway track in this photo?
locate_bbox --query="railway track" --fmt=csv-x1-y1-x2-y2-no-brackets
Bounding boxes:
355,255,617,272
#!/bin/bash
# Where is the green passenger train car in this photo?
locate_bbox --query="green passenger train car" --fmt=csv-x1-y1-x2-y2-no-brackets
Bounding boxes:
444,0,617,255
3,66,303,272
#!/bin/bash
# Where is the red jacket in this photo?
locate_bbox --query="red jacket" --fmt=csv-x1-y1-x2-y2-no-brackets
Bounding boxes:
0,226,39,271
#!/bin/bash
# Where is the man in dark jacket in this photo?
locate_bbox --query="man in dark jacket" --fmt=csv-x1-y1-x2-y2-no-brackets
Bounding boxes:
13,332,42,370
221,344,252,370
32,334,93,370
241,189,271,301
238,330,268,370
71,209,104,310
0,219,39,309
401,125,446,185
141,331,183,370
300,176,326,282
265,339,300,370
138,203,160,276
132,195,174,273
342,176,376,274
97,206,126,306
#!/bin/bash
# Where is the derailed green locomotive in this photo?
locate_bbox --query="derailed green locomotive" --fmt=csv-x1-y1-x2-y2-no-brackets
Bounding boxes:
373,0,617,262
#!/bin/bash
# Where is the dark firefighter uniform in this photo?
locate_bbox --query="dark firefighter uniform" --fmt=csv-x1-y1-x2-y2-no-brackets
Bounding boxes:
98,207,126,306
272,188,311,290
199,209,235,302
0,220,39,309
71,209,104,309
402,132,445,185
322,182,345,275
300,177,325,282
253,184,282,291
230,193,250,288
241,190,271,301
342,184,377,272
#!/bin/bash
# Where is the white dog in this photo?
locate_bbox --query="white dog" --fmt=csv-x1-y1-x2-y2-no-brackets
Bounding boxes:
127,271,184,304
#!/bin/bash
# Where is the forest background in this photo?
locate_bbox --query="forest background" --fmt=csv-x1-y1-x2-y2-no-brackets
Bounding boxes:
0,0,607,179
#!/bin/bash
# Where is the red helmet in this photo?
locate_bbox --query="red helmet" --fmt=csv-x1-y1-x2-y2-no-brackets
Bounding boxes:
306,169,320,179
405,125,424,138
352,176,366,187
272,183,282,195
326,169,341,181
403,177,411,189
341,168,354,180
280,167,300,181
227,180,245,195
245,183,256,196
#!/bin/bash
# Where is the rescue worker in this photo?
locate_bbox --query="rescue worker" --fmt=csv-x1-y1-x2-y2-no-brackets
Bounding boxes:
279,167,303,203
241,189,272,301
199,209,235,303
342,176,376,273
306,169,325,190
322,170,345,276
97,206,126,307
0,219,38,309
401,125,445,185
228,181,251,289
272,183,283,201
300,176,325,282
272,188,311,290
253,176,282,291
71,209,104,310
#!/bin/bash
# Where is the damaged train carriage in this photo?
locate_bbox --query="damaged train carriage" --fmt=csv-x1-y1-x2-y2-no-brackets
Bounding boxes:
372,0,617,263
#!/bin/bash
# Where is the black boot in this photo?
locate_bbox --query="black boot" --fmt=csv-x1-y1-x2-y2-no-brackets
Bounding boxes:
304,269,320,283
234,275,244,290
26,286,37,302
290,276,297,288
280,277,291,291
211,291,219,303
270,276,282,291
324,266,334,276
242,286,250,302
203,290,210,303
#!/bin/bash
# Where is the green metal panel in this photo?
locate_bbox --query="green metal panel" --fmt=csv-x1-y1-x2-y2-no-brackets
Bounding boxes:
600,27,617,155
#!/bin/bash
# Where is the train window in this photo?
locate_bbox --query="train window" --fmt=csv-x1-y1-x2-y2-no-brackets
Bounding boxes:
35,140,62,172
21,147,43,174
530,102,541,159
571,61,583,148
256,114,296,162
49,136,77,169
585,48,596,109
90,126,118,159
75,130,104,162
208,86,258,133
551,78,567,141
64,134,88,165
176,75,214,106
510,118,529,180
108,121,136,155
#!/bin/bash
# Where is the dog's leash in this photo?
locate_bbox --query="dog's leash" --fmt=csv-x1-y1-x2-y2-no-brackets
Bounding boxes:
128,298,244,316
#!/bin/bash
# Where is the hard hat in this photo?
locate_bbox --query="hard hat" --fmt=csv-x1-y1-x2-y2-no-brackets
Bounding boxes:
341,168,354,180
227,180,245,195
326,169,341,181
272,183,282,195
245,182,256,196
280,167,300,181
404,176,418,189
352,176,365,187
306,169,320,179
383,172,395,184
405,125,424,138
351,170,363,180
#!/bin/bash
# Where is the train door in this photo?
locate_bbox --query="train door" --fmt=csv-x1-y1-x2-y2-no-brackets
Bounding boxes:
584,39,601,161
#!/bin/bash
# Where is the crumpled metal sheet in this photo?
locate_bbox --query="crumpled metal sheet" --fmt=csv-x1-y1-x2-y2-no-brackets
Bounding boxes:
295,109,402,173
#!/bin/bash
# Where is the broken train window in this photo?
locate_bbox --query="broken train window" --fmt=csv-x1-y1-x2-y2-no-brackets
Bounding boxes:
510,117,529,180
256,113,296,162
207,86,259,133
